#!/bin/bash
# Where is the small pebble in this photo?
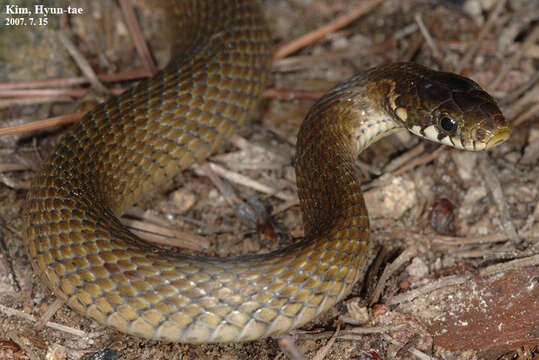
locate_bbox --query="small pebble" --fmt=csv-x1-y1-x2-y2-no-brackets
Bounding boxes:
345,299,370,324
407,257,429,278
371,304,389,318
46,344,66,360
429,198,456,235
170,187,197,214
399,278,411,291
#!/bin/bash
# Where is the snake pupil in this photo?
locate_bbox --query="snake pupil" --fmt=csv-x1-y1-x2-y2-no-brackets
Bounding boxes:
440,116,457,134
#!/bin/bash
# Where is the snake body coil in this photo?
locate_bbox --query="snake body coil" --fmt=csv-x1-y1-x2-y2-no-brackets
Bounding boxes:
23,0,509,343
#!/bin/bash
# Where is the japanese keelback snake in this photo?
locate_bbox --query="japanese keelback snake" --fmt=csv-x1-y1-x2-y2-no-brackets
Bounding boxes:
23,0,510,343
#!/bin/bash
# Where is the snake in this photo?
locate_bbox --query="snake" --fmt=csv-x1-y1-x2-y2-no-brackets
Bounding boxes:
22,0,510,343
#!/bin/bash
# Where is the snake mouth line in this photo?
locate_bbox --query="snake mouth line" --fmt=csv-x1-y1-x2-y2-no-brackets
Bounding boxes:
410,124,510,151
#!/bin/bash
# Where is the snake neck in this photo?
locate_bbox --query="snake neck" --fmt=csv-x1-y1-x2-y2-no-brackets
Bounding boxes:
295,72,403,236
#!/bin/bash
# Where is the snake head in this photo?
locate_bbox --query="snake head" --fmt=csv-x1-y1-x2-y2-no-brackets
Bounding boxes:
390,63,510,151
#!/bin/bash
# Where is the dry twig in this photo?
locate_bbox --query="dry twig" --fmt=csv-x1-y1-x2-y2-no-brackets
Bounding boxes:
278,335,306,360
34,298,66,331
0,96,72,109
384,143,424,173
489,25,539,91
118,0,157,76
295,324,408,341
456,0,507,72
387,254,538,305
195,162,295,202
8,331,40,360
479,254,539,277
0,163,28,172
312,323,340,360
387,274,471,305
392,146,445,176
274,0,385,59
382,334,435,360
414,13,442,63
0,68,149,90
122,218,210,251
370,246,417,305
0,114,83,136
479,154,520,243
57,32,108,94
0,304,89,338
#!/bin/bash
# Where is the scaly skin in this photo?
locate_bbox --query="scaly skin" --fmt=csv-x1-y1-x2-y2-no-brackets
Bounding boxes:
22,1,509,343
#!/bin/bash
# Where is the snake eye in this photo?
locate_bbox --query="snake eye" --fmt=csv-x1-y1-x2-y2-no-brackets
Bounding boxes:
439,116,457,135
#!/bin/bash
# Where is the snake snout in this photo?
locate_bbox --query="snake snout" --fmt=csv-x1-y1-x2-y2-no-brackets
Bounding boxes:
485,127,510,149
462,122,510,151
476,99,510,149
